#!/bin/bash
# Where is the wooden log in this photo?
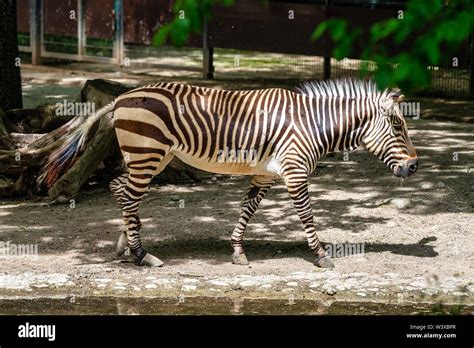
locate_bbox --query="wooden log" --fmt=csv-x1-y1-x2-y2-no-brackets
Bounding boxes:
81,78,133,108
5,104,74,134
47,114,116,198
11,132,45,148
0,108,15,150
0,170,37,198
0,137,64,166
27,115,83,150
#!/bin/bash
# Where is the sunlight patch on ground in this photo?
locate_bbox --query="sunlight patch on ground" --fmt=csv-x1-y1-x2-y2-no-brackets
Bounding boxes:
104,218,123,225
0,225,52,230
44,94,69,99
57,77,89,85
95,240,115,248
192,216,218,222
152,185,209,193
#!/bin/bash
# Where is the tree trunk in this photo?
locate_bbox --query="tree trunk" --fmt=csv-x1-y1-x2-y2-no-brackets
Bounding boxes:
0,0,23,111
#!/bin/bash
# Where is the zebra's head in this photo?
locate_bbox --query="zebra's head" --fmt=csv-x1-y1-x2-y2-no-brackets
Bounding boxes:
362,89,418,178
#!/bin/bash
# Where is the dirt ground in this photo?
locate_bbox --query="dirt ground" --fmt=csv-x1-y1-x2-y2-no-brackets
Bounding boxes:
0,63,473,313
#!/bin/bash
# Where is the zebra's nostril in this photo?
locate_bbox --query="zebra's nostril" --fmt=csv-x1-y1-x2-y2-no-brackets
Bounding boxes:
408,163,417,172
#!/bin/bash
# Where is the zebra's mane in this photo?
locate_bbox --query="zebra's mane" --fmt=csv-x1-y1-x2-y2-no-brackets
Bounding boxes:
295,78,399,101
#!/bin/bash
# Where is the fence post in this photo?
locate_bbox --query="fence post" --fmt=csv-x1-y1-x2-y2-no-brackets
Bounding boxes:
469,35,474,98
203,19,214,79
29,0,42,65
323,0,331,79
78,0,86,59
114,0,124,65
323,56,331,79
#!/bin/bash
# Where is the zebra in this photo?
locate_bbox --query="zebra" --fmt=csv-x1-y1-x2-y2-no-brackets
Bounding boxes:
41,78,418,269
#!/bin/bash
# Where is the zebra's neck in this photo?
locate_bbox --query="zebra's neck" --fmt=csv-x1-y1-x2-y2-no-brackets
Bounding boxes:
302,94,374,156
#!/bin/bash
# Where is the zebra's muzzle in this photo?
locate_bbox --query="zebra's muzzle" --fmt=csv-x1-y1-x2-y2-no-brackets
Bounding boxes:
393,158,418,178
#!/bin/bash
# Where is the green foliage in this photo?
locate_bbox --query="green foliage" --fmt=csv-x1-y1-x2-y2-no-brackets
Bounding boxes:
152,0,234,47
312,0,474,93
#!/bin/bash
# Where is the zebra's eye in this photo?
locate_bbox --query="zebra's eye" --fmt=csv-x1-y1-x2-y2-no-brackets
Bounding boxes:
393,123,403,131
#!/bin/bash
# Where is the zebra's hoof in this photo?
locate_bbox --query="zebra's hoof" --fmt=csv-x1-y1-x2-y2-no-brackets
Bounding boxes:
314,255,335,268
232,252,249,265
139,253,164,267
116,232,129,256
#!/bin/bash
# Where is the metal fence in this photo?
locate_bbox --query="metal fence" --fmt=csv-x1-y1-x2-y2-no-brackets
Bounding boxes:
17,0,474,98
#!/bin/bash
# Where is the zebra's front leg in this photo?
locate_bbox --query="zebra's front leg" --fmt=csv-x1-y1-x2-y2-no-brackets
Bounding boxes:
231,175,275,265
283,170,334,268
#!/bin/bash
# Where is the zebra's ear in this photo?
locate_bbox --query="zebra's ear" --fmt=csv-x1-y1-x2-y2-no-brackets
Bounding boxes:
391,88,404,103
392,94,405,103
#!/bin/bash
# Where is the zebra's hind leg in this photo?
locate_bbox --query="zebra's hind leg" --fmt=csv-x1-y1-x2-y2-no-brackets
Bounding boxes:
110,173,133,256
283,169,335,268
231,175,275,265
111,153,174,267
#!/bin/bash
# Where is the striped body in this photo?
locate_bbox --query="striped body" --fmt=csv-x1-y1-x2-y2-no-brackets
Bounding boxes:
43,79,418,268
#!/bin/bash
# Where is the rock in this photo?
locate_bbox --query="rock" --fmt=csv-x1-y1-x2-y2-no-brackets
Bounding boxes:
182,278,200,284
286,282,298,287
181,285,197,291
356,292,367,297
240,280,259,287
321,284,337,295
208,280,230,287
422,288,438,296
420,182,435,189
390,198,412,209
453,291,468,297
385,272,399,278
409,279,426,288
95,278,111,283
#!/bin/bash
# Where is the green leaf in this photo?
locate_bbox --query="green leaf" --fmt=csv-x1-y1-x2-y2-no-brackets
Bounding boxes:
311,22,329,41
170,17,192,47
419,38,440,65
371,19,399,41
330,20,347,41
152,24,172,46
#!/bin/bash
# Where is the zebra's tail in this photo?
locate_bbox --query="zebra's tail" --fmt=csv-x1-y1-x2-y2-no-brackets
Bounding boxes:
39,101,116,188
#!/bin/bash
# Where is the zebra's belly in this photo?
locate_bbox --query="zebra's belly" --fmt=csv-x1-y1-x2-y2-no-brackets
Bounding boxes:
172,151,278,177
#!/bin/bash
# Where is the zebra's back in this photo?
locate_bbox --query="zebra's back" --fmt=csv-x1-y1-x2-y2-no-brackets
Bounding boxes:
113,83,294,176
